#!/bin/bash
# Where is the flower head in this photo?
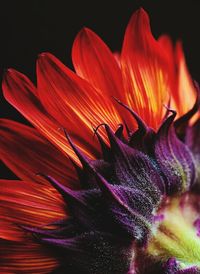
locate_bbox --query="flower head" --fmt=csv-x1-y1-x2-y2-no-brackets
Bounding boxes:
1,8,200,274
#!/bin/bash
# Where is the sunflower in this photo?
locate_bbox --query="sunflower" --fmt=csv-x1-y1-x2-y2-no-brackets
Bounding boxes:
1,8,200,274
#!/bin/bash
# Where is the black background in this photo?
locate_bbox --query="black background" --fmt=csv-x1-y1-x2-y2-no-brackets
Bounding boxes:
1,0,200,178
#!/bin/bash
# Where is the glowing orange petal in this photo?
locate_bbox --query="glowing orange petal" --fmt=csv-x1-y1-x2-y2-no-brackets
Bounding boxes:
158,35,174,55
37,52,122,141
0,119,78,187
72,29,135,129
72,28,124,101
175,41,196,116
158,34,176,74
121,8,174,130
0,179,65,241
113,52,121,68
0,178,65,273
2,69,94,163
0,240,58,274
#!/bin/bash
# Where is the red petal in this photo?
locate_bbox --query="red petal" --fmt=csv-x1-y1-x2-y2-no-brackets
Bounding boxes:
0,240,58,274
37,52,122,142
121,8,174,130
0,179,64,272
175,42,196,117
158,35,174,56
0,179,65,241
0,119,78,187
2,69,95,162
72,28,124,101
113,52,121,68
72,29,135,129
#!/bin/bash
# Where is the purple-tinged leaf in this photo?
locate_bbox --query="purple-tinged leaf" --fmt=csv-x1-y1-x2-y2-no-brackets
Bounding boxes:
155,111,196,194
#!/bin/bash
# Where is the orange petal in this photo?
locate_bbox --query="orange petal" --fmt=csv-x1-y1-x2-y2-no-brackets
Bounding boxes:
175,41,196,117
113,52,121,68
0,240,58,274
121,8,174,130
72,28,124,101
158,34,176,74
2,69,94,162
0,178,65,272
158,34,174,56
0,119,78,187
37,53,122,142
72,29,135,129
0,179,65,241
0,178,64,273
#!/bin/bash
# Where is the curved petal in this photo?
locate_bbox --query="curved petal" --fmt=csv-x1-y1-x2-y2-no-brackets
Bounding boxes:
121,8,174,130
72,28,130,115
175,42,196,117
72,28,136,129
0,240,58,274
113,52,121,68
158,36,198,121
0,119,78,187
0,180,65,241
37,52,122,142
2,69,95,163
0,178,65,273
72,28,124,98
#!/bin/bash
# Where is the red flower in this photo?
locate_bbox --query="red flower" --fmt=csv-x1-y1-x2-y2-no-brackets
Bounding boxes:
1,8,200,273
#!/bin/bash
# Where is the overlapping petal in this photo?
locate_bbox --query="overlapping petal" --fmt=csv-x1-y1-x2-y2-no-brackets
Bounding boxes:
158,35,197,119
72,28,134,127
0,240,58,274
37,52,122,142
0,179,65,273
72,28,124,101
0,180,65,240
2,69,96,162
121,8,174,130
175,42,196,117
0,119,77,186
1,7,200,274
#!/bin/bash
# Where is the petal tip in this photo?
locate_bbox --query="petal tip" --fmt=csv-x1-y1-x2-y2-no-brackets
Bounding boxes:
132,7,149,20
37,52,52,62
3,68,17,80
74,27,95,43
2,68,20,92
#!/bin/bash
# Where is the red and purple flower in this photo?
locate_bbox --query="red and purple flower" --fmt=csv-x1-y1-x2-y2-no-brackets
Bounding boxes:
1,8,200,273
